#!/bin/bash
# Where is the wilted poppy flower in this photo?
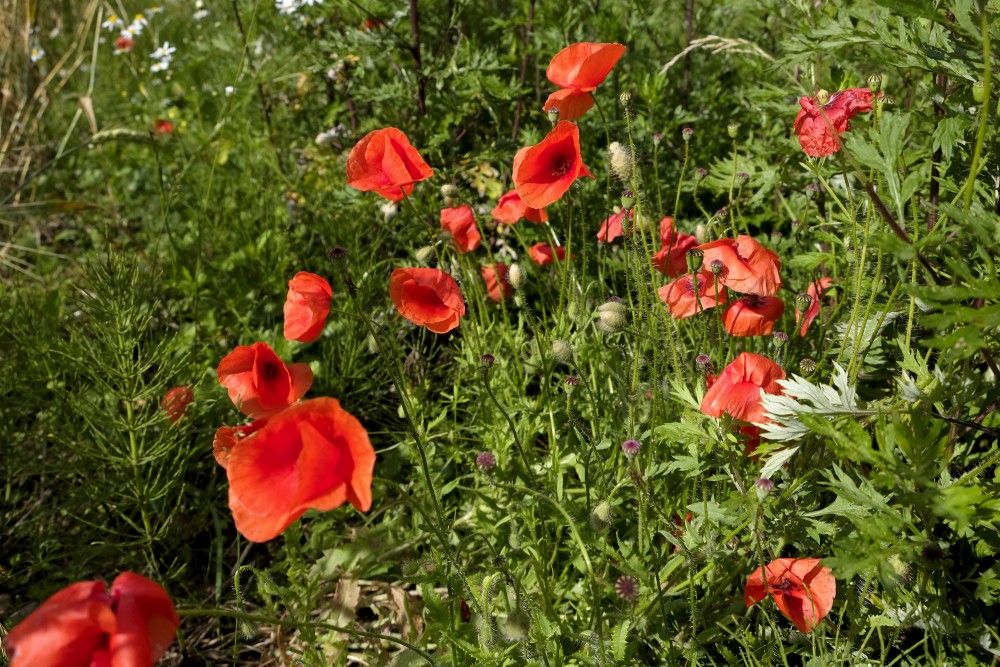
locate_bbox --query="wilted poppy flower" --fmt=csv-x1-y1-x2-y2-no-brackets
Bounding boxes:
161,385,194,423
796,277,834,336
481,262,512,302
222,398,376,542
745,558,836,633
283,271,333,343
542,39,626,118
794,88,876,158
652,217,698,277
513,120,593,209
440,205,481,253
528,243,572,265
3,572,179,667
722,295,785,336
389,267,465,333
491,189,548,224
700,352,785,423
658,271,728,319
153,119,173,135
597,208,632,243
346,127,434,202
696,235,782,296
217,342,313,418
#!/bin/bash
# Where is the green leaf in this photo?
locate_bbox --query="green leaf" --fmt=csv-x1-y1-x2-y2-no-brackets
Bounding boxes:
612,619,631,661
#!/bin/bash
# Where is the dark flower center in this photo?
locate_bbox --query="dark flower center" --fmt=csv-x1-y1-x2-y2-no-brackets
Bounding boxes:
258,360,280,383
550,154,572,178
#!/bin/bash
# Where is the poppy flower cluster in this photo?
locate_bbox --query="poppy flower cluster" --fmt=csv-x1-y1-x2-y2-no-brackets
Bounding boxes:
794,88,876,158
213,269,375,542
3,572,179,667
745,558,836,633
542,42,626,120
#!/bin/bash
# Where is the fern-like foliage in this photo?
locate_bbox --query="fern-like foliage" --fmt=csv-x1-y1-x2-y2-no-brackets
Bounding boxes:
756,363,867,441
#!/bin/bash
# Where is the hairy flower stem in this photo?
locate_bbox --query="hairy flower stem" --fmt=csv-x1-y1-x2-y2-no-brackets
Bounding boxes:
673,140,689,221
962,9,992,213
848,249,884,383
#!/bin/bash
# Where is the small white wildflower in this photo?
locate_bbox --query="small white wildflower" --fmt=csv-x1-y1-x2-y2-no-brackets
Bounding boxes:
276,0,298,14
195,0,205,7
48,27,61,39
299,0,322,5
147,5,164,15
151,42,176,60
102,15,124,31
151,60,169,73
315,130,333,147
30,47,45,63
381,201,399,221
224,85,236,96
125,20,145,37
193,9,208,20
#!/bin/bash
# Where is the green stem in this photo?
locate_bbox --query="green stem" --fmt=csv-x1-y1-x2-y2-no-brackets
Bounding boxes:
962,9,993,212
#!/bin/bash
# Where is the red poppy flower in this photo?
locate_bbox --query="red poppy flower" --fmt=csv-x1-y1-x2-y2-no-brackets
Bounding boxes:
481,262,512,302
696,235,782,296
722,295,785,336
745,558,836,633
794,88,876,158
671,512,693,552
546,42,627,92
3,572,179,667
652,217,698,277
700,352,785,423
114,36,134,53
346,127,434,202
222,398,376,542
161,385,194,423
153,119,173,135
440,205,481,253
491,189,548,224
542,88,596,121
658,271,728,319
217,342,313,418
389,267,466,333
796,277,834,336
597,208,632,243
213,418,269,469
512,120,593,209
283,272,333,343
528,243,572,265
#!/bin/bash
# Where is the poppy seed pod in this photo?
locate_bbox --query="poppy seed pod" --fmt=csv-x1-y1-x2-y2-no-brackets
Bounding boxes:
799,357,817,373
815,89,830,105
621,189,636,208
687,249,704,273
552,339,575,365
653,132,663,146
973,80,988,104
508,263,525,290
867,73,883,94
590,500,612,532
596,300,629,333
619,90,632,107
682,127,694,142
727,122,740,139
755,477,775,501
547,107,560,124
563,375,579,393
608,142,634,182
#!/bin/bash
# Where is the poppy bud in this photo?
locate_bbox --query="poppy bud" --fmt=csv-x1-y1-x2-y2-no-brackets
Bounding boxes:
621,439,641,457
772,331,788,348
682,127,694,142
608,142,634,182
414,245,436,264
727,122,740,139
709,259,724,275
552,339,575,365
755,477,775,500
596,300,629,333
695,223,707,243
328,247,348,261
867,73,883,94
799,357,816,373
621,189,635,208
481,354,495,368
795,293,813,310
687,248,704,273
476,451,496,470
504,609,531,642
590,500,612,532
508,263,525,291
973,80,988,104
614,575,640,602
815,89,831,105
547,107,560,125
563,375,579,393
619,90,632,107
695,353,716,373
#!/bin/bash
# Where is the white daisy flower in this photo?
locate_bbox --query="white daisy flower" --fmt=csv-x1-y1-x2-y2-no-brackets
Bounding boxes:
151,42,176,60
193,9,208,20
30,47,45,63
147,6,164,15
102,15,124,31
276,0,298,14
151,60,169,73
